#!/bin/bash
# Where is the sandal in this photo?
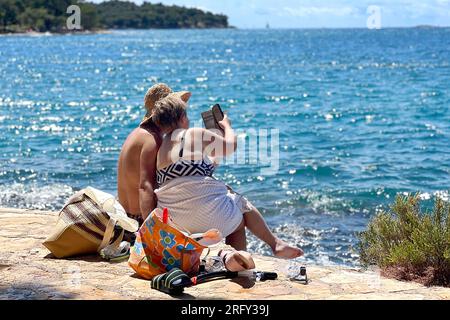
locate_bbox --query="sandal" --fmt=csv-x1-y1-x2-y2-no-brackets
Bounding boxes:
100,241,131,262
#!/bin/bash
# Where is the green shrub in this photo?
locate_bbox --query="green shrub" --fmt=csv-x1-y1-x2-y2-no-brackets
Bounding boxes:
359,194,450,286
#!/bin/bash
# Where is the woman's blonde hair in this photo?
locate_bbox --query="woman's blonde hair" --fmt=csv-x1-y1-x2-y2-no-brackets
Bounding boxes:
152,95,187,131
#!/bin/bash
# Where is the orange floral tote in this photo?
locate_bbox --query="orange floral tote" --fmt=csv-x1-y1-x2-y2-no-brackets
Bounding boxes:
128,208,207,280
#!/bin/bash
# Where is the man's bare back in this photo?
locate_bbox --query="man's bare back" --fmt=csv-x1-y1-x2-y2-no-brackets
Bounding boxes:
117,124,161,219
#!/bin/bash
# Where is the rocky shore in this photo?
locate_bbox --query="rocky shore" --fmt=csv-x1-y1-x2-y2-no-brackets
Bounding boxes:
1,208,449,300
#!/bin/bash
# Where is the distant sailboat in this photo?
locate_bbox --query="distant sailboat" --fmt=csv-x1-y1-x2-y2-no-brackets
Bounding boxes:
266,22,270,29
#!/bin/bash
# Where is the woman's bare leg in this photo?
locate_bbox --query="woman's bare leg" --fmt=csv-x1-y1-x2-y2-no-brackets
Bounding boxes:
225,220,247,251
244,207,303,259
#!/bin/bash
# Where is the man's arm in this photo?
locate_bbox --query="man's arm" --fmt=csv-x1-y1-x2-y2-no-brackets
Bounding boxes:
139,139,158,220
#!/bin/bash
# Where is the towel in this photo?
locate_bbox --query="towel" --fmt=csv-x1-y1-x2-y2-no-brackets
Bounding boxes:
155,176,244,237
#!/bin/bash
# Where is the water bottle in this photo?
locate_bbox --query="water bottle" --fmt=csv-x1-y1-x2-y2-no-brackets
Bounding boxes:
285,260,308,284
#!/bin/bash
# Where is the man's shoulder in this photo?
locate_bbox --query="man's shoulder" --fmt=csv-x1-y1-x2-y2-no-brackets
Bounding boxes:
129,127,156,140
135,127,162,149
120,127,158,151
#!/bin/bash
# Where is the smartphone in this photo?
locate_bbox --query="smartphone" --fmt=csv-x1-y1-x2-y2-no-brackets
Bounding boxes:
202,104,224,131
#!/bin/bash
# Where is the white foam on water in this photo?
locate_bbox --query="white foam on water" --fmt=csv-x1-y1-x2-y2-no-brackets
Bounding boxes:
434,190,449,202
419,192,431,200
406,190,449,203
246,221,356,266
287,188,355,215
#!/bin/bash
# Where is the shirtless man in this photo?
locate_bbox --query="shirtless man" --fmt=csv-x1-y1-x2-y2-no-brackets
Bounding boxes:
117,83,303,259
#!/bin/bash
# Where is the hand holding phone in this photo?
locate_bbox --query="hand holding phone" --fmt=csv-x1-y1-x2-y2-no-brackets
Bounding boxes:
218,114,231,130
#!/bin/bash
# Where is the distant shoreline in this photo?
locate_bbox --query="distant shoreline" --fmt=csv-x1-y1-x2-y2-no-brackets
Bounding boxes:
0,27,236,36
0,25,448,36
0,26,450,37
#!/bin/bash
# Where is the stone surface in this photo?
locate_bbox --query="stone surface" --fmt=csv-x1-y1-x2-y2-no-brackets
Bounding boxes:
1,208,450,300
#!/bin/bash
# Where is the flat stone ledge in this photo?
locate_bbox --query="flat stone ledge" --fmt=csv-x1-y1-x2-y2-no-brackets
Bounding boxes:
1,208,449,300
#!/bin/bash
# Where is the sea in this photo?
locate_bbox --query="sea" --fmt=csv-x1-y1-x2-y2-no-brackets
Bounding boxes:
1,29,449,267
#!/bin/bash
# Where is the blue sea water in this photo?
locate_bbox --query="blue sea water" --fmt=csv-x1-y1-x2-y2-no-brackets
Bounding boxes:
0,29,449,266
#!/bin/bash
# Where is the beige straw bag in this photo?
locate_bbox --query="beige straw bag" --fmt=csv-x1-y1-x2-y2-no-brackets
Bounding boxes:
43,187,139,258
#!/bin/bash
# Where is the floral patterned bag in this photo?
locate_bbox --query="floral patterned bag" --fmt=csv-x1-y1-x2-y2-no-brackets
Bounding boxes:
128,208,207,280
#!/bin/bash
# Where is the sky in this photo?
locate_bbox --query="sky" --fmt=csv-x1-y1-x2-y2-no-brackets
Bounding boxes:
91,0,450,28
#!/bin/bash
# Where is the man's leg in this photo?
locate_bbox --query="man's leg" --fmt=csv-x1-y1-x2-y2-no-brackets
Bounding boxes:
243,205,304,259
225,220,247,251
